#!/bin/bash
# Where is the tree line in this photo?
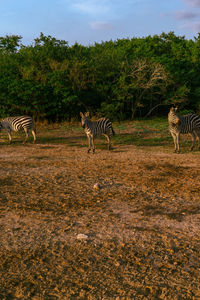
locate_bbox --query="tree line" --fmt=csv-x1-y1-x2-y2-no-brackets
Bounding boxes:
0,32,200,122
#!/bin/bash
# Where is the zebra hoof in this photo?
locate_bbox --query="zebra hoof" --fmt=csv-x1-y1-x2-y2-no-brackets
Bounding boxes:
174,150,180,154
87,149,91,154
93,149,95,154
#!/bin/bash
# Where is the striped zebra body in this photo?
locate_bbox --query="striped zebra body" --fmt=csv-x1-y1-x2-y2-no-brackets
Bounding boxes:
168,107,200,153
80,112,115,153
0,116,36,143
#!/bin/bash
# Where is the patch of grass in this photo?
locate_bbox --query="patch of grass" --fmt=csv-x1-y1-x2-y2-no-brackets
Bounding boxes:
72,126,83,133
37,135,84,145
37,136,70,144
138,136,172,147
113,133,171,147
133,118,169,133
113,118,174,149
114,124,128,131
113,133,138,145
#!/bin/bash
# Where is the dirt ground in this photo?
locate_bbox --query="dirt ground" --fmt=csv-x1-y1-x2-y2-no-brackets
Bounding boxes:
0,128,200,299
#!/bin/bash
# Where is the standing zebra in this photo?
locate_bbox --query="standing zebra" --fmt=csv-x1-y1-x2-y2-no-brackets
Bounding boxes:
168,107,200,153
0,116,36,144
80,112,115,153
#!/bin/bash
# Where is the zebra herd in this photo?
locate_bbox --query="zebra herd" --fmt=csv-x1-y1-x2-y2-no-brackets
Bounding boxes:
0,107,200,153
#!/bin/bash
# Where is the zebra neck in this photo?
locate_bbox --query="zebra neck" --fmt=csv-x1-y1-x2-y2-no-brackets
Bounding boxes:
85,119,93,127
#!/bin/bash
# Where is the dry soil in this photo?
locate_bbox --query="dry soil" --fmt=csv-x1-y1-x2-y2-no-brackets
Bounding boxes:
0,130,200,299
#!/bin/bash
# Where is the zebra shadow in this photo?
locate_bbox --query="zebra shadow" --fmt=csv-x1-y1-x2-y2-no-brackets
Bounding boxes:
113,132,171,148
36,135,86,148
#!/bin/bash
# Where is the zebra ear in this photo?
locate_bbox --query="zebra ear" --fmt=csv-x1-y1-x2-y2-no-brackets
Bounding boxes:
80,112,84,117
85,112,90,117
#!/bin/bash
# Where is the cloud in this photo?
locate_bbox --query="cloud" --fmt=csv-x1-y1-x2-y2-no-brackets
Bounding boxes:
175,11,197,20
179,21,200,33
90,21,113,30
175,1,200,32
184,0,200,7
72,0,110,15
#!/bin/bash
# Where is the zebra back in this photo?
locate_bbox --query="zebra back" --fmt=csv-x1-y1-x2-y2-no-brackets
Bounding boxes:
1,116,34,132
92,118,113,136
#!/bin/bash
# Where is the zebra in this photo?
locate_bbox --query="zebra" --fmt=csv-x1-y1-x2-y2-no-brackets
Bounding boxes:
80,112,115,153
0,116,36,144
168,107,200,153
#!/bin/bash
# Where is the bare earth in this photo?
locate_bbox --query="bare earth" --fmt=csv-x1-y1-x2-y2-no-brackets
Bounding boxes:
0,128,200,299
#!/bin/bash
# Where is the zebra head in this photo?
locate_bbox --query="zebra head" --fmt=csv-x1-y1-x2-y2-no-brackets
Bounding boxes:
80,112,90,129
169,106,180,125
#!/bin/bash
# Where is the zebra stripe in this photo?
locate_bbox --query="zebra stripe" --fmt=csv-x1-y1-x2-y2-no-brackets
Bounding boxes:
168,107,200,153
80,112,115,153
0,116,36,143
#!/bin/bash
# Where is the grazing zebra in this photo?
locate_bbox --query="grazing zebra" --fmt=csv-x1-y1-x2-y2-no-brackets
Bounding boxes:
80,112,115,153
0,116,36,144
168,107,200,153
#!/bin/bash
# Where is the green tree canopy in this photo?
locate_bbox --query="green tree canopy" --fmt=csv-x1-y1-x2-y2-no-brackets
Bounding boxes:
0,32,200,121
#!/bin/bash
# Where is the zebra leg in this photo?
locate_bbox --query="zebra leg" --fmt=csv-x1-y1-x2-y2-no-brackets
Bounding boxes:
7,130,12,143
189,132,196,151
23,128,29,143
171,132,177,152
195,130,200,150
176,133,180,153
92,136,95,153
31,130,36,143
104,134,111,150
197,133,200,150
87,136,91,153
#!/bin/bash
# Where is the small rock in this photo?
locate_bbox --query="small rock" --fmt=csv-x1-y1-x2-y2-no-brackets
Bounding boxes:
77,233,88,240
93,183,101,190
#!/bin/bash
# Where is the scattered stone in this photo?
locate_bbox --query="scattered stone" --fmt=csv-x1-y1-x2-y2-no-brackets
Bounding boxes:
93,183,101,190
77,233,88,240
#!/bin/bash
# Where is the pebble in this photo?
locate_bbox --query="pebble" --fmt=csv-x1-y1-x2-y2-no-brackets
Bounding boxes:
77,233,88,240
93,183,101,190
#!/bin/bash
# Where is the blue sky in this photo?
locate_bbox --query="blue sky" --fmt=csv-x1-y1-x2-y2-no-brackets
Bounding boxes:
1,0,200,46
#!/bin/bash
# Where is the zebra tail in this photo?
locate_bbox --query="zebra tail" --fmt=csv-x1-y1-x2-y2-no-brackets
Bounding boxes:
34,122,37,134
111,126,115,136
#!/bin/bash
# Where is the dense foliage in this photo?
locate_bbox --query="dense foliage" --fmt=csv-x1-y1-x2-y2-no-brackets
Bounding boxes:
0,32,200,121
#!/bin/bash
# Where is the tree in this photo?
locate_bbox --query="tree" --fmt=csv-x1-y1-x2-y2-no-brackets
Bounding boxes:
116,59,170,119
0,35,22,53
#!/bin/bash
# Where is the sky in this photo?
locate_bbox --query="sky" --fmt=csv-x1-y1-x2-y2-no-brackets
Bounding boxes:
1,0,200,46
